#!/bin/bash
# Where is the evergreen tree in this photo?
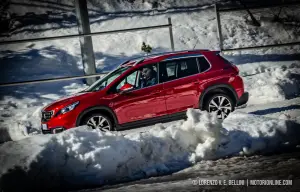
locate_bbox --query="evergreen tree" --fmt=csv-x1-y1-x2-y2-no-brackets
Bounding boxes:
141,42,152,55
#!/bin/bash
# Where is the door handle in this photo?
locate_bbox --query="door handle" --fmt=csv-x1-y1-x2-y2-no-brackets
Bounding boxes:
152,90,161,94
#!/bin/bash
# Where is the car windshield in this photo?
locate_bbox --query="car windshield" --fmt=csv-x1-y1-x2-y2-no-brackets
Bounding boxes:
85,66,130,92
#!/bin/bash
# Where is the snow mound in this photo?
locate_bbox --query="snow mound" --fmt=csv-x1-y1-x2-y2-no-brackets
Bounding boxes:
1,109,299,191
222,112,300,156
0,83,88,144
241,63,300,105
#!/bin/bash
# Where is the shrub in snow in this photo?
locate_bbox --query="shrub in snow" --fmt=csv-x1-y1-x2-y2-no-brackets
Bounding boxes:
141,42,152,54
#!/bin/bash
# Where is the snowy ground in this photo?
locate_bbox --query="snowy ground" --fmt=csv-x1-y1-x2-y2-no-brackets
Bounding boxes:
0,59,299,143
1,109,300,191
0,0,300,191
0,60,299,190
98,150,300,192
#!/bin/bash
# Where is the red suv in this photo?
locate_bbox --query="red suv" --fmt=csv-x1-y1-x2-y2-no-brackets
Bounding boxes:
41,50,248,134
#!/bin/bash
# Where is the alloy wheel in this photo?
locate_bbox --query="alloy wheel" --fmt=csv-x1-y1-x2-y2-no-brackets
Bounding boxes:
208,95,232,119
86,115,111,131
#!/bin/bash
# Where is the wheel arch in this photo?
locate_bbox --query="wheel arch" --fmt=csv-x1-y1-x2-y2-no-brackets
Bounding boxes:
75,106,119,127
199,84,238,110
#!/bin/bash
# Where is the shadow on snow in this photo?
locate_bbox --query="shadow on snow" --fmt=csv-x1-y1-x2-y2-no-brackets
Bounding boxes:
250,105,300,116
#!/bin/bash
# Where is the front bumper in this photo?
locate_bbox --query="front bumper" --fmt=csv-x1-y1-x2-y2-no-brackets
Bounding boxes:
236,92,249,108
40,109,78,134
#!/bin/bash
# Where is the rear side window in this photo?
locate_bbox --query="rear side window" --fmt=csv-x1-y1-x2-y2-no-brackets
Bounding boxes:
166,62,176,77
197,57,210,72
159,57,199,83
177,58,199,78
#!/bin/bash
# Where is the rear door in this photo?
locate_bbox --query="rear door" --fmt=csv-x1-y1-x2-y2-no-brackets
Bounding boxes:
159,56,202,114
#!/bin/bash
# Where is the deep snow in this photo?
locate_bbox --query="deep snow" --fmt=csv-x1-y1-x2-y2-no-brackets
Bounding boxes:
0,0,299,153
238,61,300,105
1,59,299,143
0,109,299,190
0,0,300,190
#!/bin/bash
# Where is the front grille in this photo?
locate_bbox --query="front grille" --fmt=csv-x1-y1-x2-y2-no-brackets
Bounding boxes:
41,111,53,122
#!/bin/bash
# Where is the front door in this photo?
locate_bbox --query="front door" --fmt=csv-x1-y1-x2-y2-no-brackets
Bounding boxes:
110,63,167,124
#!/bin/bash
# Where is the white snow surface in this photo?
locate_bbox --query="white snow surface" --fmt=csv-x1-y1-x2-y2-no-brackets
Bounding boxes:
0,82,88,143
237,60,300,105
0,0,299,143
0,0,300,189
1,60,299,143
1,109,299,189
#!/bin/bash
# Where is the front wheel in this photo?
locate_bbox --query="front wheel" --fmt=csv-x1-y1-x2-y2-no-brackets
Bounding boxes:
204,94,234,119
82,113,114,131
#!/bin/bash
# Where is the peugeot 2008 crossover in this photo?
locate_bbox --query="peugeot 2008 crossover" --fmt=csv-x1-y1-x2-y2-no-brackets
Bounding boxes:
41,49,248,134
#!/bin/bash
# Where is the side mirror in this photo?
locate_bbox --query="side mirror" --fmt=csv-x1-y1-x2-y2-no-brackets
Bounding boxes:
119,83,134,94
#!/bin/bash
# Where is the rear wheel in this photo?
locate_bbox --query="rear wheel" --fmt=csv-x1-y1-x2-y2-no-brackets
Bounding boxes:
82,113,114,131
204,94,234,119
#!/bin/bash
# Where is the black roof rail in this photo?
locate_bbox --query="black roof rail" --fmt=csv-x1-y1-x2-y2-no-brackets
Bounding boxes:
151,49,206,57
145,49,209,57
133,58,145,66
118,59,131,67
118,49,211,66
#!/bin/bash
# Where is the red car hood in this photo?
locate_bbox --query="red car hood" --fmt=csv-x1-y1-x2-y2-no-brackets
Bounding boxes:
43,91,94,112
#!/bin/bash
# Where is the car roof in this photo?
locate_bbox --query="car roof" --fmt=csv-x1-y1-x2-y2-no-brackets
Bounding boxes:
120,49,217,67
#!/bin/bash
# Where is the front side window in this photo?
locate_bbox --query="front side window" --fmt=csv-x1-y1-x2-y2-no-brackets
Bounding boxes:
85,66,129,92
116,71,138,90
111,63,158,93
139,64,158,88
159,57,199,83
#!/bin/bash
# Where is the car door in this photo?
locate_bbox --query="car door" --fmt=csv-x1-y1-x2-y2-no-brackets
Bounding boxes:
159,56,203,114
109,63,167,125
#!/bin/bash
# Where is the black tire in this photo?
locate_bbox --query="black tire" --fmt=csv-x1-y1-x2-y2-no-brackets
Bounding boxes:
204,93,235,119
81,113,114,131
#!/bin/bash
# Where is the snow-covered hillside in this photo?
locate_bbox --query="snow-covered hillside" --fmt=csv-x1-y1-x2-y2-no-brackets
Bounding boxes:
0,0,299,144
1,0,299,83
0,0,300,190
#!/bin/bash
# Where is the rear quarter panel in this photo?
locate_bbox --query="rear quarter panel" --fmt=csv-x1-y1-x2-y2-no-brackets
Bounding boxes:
197,51,245,106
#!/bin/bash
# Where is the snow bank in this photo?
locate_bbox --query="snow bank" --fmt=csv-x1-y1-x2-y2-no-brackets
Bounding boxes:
222,112,300,156
1,109,299,191
0,83,87,144
238,61,300,105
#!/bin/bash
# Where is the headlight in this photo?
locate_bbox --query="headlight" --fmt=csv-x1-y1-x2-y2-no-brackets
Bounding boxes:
57,101,80,116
